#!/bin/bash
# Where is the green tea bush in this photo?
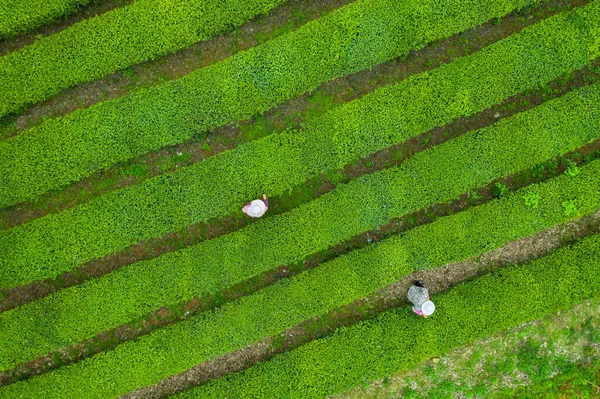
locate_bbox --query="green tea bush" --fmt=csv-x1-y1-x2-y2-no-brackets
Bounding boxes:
1,5,598,289
2,86,600,373
0,2,600,288
174,234,600,399
0,0,289,117
4,174,600,397
523,190,541,209
0,0,558,205
0,0,91,38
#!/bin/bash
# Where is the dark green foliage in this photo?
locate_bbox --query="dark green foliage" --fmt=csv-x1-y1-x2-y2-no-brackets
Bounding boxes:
2,6,599,289
2,87,600,381
493,182,509,198
0,0,91,38
173,233,600,398
0,0,562,205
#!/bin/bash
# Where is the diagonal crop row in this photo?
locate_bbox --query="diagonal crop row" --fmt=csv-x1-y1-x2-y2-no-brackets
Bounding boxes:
123,212,600,399
3,59,599,314
175,234,600,399
0,0,557,206
1,0,584,144
325,288,600,399
2,83,599,375
0,0,92,39
2,2,599,290
4,130,600,385
0,0,291,117
3,158,600,398
2,0,592,235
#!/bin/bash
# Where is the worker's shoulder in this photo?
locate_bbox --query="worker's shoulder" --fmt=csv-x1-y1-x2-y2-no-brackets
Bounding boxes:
408,285,427,295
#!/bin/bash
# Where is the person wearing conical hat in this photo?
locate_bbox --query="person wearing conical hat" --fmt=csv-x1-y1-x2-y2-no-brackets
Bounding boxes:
242,194,269,218
407,280,435,318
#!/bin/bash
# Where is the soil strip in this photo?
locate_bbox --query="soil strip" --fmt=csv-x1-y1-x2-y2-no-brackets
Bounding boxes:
120,211,600,399
0,0,587,228
0,0,135,56
1,59,598,313
2,141,599,386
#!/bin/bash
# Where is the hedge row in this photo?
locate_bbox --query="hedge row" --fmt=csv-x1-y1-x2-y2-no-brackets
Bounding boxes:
2,3,599,289
172,234,600,399
0,0,289,117
3,162,600,398
0,0,91,38
0,0,553,204
2,84,600,374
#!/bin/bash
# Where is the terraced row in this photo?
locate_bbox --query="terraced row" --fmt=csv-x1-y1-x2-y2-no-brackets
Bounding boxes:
332,295,600,399
0,0,290,117
175,232,600,399
3,1,599,290
3,1,600,399
3,156,599,398
2,81,600,390
0,0,561,206
2,0,595,233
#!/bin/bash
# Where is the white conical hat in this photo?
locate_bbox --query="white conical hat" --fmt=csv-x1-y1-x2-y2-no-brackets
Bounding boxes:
247,199,267,217
422,300,435,316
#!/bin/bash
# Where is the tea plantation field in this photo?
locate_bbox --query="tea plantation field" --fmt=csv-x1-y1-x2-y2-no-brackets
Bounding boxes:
1,0,599,397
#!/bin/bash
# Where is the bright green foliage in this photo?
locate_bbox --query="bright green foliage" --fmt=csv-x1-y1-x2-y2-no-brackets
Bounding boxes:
523,190,541,209
5,184,600,397
0,0,91,38
173,234,600,399
0,0,558,205
565,161,581,177
0,0,288,117
2,5,599,288
2,85,600,374
562,199,580,216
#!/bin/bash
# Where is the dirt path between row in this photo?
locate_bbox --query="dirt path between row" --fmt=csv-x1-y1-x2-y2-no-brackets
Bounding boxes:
0,0,588,228
2,141,599,385
2,58,598,314
121,212,600,399
0,0,597,385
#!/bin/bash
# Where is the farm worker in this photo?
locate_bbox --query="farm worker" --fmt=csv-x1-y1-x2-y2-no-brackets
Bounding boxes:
407,280,435,318
242,194,269,218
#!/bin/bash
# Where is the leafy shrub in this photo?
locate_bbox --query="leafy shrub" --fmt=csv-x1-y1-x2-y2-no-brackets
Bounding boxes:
493,182,509,198
3,87,600,379
562,199,580,216
3,10,600,290
565,160,581,177
0,0,289,117
174,233,600,399
523,191,541,208
2,5,599,290
5,153,600,399
3,0,584,206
